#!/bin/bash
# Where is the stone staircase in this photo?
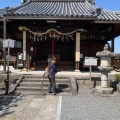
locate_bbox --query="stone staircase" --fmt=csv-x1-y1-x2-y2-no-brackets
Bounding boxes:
15,75,73,95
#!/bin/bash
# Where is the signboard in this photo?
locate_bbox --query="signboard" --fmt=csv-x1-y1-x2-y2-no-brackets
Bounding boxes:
2,38,15,95
84,57,97,89
3,39,15,48
85,57,97,66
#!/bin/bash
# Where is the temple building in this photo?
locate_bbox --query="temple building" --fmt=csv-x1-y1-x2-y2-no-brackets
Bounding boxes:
0,0,120,71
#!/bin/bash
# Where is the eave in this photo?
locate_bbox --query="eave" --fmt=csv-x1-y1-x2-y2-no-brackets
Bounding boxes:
3,16,97,20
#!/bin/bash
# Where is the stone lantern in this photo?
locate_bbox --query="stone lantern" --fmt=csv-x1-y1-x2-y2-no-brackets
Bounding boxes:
94,44,115,94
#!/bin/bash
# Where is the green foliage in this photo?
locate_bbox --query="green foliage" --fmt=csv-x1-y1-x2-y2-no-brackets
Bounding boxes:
115,74,120,82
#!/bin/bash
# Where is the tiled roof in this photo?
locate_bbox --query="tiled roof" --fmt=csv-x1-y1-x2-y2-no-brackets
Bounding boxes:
97,9,120,21
30,0,94,3
4,1,96,18
1,0,120,21
0,9,6,17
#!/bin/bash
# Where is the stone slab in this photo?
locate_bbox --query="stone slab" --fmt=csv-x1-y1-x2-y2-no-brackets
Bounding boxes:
35,95,58,120
44,95,58,104
35,103,57,120
94,86,113,94
18,108,39,120
27,98,44,108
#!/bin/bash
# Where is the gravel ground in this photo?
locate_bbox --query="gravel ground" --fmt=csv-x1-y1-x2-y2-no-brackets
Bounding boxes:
61,85,120,120
1,85,120,120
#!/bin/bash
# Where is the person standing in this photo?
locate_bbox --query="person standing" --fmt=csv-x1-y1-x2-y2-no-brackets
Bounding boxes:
48,58,57,95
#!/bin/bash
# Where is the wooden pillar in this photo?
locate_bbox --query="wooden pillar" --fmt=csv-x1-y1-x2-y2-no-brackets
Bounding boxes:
75,32,80,72
3,18,6,72
111,37,114,52
52,31,54,58
21,30,27,71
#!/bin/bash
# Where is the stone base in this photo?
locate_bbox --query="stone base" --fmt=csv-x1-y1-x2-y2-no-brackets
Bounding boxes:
93,86,113,94
21,68,28,72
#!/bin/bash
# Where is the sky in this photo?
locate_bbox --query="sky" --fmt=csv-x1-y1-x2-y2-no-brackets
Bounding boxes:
0,0,120,53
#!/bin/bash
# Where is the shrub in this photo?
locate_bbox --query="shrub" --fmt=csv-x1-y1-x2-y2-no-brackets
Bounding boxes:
115,74,120,82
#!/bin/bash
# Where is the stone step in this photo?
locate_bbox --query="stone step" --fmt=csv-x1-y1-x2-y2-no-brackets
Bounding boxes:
15,75,72,95
16,86,71,92
23,77,69,80
14,90,72,95
22,78,70,83
23,75,69,79
20,82,71,88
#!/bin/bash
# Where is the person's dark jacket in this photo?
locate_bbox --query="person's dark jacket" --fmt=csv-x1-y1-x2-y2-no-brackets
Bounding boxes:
49,62,57,76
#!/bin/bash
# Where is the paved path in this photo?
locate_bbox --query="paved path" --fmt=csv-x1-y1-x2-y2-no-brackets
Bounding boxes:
0,95,59,120
0,86,120,120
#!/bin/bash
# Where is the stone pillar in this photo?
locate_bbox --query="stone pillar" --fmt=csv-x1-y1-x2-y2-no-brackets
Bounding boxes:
75,32,80,72
101,72,108,87
111,37,114,52
21,30,27,72
100,56,111,88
